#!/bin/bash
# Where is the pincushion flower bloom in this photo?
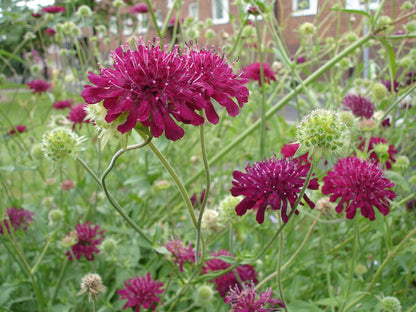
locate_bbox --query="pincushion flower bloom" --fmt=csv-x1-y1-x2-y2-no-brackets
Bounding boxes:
53,100,72,109
322,157,397,220
230,157,319,224
242,62,276,86
42,5,65,13
65,222,105,261
82,38,248,141
118,273,164,311
67,103,89,129
165,237,195,272
406,71,416,86
130,3,149,14
357,136,397,170
0,207,34,235
342,94,374,119
45,28,56,37
203,250,257,298
27,79,52,95
381,79,399,93
9,125,27,135
225,283,285,312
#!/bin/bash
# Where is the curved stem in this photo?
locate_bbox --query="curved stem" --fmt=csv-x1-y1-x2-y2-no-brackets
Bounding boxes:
196,123,209,266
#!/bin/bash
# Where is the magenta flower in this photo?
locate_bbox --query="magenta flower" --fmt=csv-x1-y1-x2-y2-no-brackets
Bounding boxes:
242,62,276,86
247,5,263,15
342,94,374,119
65,222,105,261
53,99,72,110
381,79,400,93
230,157,319,224
322,157,397,220
130,3,149,14
165,237,195,272
27,79,52,95
32,12,42,18
291,56,306,64
42,6,65,13
225,283,285,312
0,207,34,235
357,136,397,169
9,125,27,135
118,273,164,311
67,103,89,129
406,71,416,86
82,38,248,141
281,142,309,164
45,28,56,37
203,250,258,298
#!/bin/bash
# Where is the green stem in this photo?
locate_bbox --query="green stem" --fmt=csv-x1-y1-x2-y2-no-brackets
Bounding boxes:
31,239,51,274
341,218,359,311
52,258,68,303
196,123,209,266
320,221,336,312
277,230,288,312
344,226,416,311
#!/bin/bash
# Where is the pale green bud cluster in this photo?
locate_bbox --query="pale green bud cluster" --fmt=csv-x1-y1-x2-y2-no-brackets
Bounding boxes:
339,111,357,129
186,28,200,40
401,1,413,10
345,32,358,42
101,238,117,254
24,32,36,41
372,82,388,101
112,0,124,8
392,155,410,170
299,22,315,35
197,285,213,303
242,25,256,38
30,65,41,74
405,21,416,33
218,195,243,223
184,17,195,28
31,143,44,160
58,21,82,37
398,56,413,69
381,296,402,312
96,25,107,34
296,109,350,160
338,58,352,69
41,127,85,164
48,209,64,225
377,16,392,29
76,5,92,17
201,209,220,231
204,29,215,40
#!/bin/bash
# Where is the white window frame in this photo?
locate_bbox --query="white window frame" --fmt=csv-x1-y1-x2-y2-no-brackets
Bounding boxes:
212,0,229,25
189,2,199,20
292,0,318,17
167,0,174,9
123,17,133,36
345,0,379,10
136,14,148,34
109,16,117,35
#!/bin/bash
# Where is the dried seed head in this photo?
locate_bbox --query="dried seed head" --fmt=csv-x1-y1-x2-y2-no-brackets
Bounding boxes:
78,273,106,302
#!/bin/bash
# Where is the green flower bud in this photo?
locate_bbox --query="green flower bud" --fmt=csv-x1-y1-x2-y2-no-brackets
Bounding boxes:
24,32,36,41
186,28,200,39
392,155,410,170
401,1,413,10
76,5,92,17
338,58,352,69
70,25,82,37
339,111,356,129
373,143,389,154
197,285,213,303
112,0,124,8
354,264,368,275
41,127,85,165
398,56,413,69
299,22,315,35
205,18,212,27
408,175,416,185
218,195,243,223
296,109,350,160
61,230,78,248
405,21,416,32
96,25,107,34
326,37,335,45
154,180,171,191
345,32,358,42
30,64,41,74
55,23,64,33
378,16,392,29
201,209,220,231
372,82,388,101
31,143,44,160
204,28,215,40
184,17,195,28
381,296,402,312
242,25,256,38
48,209,64,225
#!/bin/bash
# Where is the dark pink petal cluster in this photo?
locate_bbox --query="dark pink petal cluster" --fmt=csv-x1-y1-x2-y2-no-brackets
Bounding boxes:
45,28,56,37
53,99,72,109
118,273,164,311
342,94,374,119
203,250,257,298
242,62,276,86
281,142,309,164
247,5,263,15
65,222,105,261
42,6,65,13
130,3,149,14
225,283,285,312
82,38,248,141
0,207,34,235
230,157,319,224
291,56,306,64
322,157,397,220
357,136,397,169
32,12,42,18
381,79,400,93
165,237,195,272
26,79,52,95
67,103,89,129
406,71,416,86
9,125,27,135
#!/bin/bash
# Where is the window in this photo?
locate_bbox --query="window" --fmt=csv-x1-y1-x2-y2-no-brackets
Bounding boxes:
189,2,198,20
167,0,174,9
292,0,318,17
123,17,133,36
136,14,148,34
212,0,229,24
109,16,117,35
345,0,379,10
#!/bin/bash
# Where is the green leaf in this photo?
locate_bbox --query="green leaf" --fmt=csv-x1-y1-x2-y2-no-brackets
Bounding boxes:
153,246,169,255
0,283,19,306
384,170,410,193
329,8,371,19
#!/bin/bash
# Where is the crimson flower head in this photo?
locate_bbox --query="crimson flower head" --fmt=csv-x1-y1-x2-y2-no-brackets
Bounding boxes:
130,3,149,14
53,99,72,109
357,136,397,169
381,79,399,93
9,125,27,135
165,237,195,272
82,37,248,141
230,157,319,224
0,207,34,235
342,94,374,119
45,28,56,37
32,12,42,18
27,79,52,95
225,283,285,312
242,62,276,86
118,273,164,311
291,56,306,64
406,71,416,86
42,6,65,13
322,157,397,220
65,222,105,261
67,103,89,129
203,250,257,298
